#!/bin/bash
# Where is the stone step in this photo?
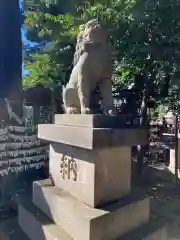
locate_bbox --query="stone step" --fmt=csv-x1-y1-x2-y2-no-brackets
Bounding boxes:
18,198,72,240
0,217,30,240
118,220,167,240
33,179,150,240
18,198,167,240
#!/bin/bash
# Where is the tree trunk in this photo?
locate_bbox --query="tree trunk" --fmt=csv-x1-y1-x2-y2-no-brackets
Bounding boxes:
137,75,149,179
0,0,22,118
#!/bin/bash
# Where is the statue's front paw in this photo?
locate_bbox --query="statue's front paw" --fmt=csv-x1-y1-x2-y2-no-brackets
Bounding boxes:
107,108,117,116
81,107,91,114
66,107,79,114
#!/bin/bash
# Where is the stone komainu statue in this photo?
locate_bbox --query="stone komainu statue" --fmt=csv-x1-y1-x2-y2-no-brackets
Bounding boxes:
63,19,115,114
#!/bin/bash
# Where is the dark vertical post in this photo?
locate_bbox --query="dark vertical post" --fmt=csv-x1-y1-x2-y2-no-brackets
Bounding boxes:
0,0,22,116
137,75,148,179
174,115,179,185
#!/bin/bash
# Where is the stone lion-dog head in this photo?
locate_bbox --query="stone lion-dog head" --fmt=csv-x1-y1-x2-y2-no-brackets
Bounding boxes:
63,19,115,115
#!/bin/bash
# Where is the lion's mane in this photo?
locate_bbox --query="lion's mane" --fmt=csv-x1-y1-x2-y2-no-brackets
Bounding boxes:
73,19,111,66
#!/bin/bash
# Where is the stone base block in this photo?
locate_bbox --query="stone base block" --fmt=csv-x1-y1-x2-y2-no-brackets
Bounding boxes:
168,149,180,178
18,199,166,240
55,114,124,128
18,198,71,240
178,138,180,167
38,124,148,150
50,143,131,207
33,179,150,240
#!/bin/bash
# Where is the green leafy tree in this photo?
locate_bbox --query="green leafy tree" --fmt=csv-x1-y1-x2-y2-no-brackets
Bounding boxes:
23,0,180,113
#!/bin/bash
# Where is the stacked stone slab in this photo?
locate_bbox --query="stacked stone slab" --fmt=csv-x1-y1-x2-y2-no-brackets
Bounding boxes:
167,134,180,178
18,114,167,240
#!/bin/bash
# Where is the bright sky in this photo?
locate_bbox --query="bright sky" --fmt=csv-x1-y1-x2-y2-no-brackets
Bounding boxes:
20,0,30,76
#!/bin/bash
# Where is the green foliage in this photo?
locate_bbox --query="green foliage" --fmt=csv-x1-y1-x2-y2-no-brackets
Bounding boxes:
23,42,74,91
23,0,77,91
154,104,169,119
23,0,180,112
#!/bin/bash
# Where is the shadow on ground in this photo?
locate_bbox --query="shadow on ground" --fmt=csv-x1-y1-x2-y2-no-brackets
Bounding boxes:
132,162,180,239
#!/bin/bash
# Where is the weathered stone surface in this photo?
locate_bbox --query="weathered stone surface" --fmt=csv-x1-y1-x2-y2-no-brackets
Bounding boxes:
33,179,150,240
178,137,180,168
168,149,180,178
55,114,125,128
18,200,166,240
38,124,148,149
18,198,71,240
50,143,131,207
38,124,111,149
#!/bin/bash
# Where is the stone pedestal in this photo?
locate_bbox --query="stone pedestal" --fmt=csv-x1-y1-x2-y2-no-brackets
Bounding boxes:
49,144,131,207
168,148,180,178
18,114,167,239
165,135,180,179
